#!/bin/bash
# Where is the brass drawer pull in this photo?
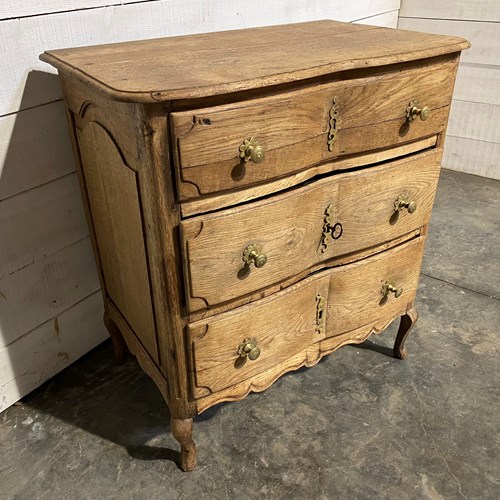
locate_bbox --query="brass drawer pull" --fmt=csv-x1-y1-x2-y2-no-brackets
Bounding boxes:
243,243,267,268
237,338,261,361
381,281,403,299
406,99,430,122
239,137,265,163
394,196,417,214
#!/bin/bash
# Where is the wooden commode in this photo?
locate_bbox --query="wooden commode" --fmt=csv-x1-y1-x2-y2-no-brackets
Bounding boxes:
41,20,469,471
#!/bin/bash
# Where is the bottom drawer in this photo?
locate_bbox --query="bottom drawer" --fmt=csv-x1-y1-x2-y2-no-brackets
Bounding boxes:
188,236,425,398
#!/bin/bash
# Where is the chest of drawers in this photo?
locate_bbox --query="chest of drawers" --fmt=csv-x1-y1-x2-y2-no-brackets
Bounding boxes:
41,20,469,471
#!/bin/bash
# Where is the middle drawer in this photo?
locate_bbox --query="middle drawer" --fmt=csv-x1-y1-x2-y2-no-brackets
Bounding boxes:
181,148,440,313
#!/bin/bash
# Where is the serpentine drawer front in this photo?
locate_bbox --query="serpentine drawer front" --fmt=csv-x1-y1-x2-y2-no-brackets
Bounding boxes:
182,149,441,313
189,237,425,398
41,20,469,471
171,57,456,199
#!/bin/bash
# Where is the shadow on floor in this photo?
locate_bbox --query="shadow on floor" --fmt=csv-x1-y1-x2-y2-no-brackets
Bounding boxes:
21,341,183,467
20,323,400,471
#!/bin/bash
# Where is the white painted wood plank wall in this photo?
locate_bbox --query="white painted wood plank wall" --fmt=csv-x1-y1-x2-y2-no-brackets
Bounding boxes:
399,2,500,179
0,0,400,412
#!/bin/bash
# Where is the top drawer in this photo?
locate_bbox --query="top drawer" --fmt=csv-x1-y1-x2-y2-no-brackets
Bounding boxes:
171,56,457,200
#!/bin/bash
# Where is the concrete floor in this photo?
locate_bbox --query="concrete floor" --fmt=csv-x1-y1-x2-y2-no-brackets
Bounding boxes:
1,169,499,500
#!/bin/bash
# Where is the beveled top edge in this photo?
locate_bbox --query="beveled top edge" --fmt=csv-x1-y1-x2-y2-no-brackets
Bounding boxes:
40,20,470,103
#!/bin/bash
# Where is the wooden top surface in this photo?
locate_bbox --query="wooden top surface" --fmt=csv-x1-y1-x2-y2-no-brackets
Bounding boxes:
40,20,469,102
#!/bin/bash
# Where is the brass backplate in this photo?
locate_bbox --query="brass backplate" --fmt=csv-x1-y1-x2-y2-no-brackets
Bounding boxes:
327,97,339,152
320,204,343,253
315,294,326,335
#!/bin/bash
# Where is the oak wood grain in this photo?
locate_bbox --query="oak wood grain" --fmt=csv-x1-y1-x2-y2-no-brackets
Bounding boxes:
196,305,415,414
46,20,468,470
190,237,424,399
182,149,441,312
77,120,158,361
179,137,437,217
186,228,422,324
40,20,469,102
172,57,456,198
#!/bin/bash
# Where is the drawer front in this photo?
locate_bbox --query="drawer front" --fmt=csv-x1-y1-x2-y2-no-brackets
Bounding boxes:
172,56,457,199
189,237,425,398
181,149,440,312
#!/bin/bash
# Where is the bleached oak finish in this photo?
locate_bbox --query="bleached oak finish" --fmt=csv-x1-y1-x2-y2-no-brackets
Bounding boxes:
180,137,438,217
190,237,424,397
196,309,417,413
0,0,401,116
171,57,456,198
77,120,158,361
41,20,468,103
182,150,440,313
41,20,467,470
0,1,403,413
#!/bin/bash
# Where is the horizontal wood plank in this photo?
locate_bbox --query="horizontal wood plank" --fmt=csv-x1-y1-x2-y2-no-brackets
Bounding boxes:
0,291,106,412
400,0,500,23
0,173,88,279
0,237,100,348
2,0,401,116
0,0,150,19
398,18,499,66
448,100,500,144
453,63,500,106
443,136,500,180
354,10,399,28
0,100,74,200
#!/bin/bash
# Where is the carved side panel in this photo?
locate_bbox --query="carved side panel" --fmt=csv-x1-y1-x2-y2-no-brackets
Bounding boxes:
77,121,158,363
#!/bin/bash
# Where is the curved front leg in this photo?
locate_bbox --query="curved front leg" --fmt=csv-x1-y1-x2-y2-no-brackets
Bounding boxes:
171,417,197,471
103,313,129,364
394,306,418,360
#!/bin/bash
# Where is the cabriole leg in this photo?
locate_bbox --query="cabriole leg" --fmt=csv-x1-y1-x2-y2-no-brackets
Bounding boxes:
171,417,197,471
394,306,418,360
103,313,129,364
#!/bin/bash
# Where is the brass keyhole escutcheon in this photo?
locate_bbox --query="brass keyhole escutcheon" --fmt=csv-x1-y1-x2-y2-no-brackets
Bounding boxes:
381,281,404,299
237,338,261,361
394,196,417,214
406,99,430,122
239,137,265,164
243,243,267,268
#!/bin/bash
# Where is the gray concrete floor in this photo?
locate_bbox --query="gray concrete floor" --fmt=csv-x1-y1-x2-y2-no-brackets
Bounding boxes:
1,169,499,500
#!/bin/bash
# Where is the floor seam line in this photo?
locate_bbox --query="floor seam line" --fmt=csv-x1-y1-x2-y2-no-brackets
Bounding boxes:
421,272,499,301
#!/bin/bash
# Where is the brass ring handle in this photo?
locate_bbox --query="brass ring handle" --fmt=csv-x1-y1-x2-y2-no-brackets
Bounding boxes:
239,137,265,163
394,196,417,214
381,281,403,299
237,338,261,361
406,100,430,122
243,243,267,268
